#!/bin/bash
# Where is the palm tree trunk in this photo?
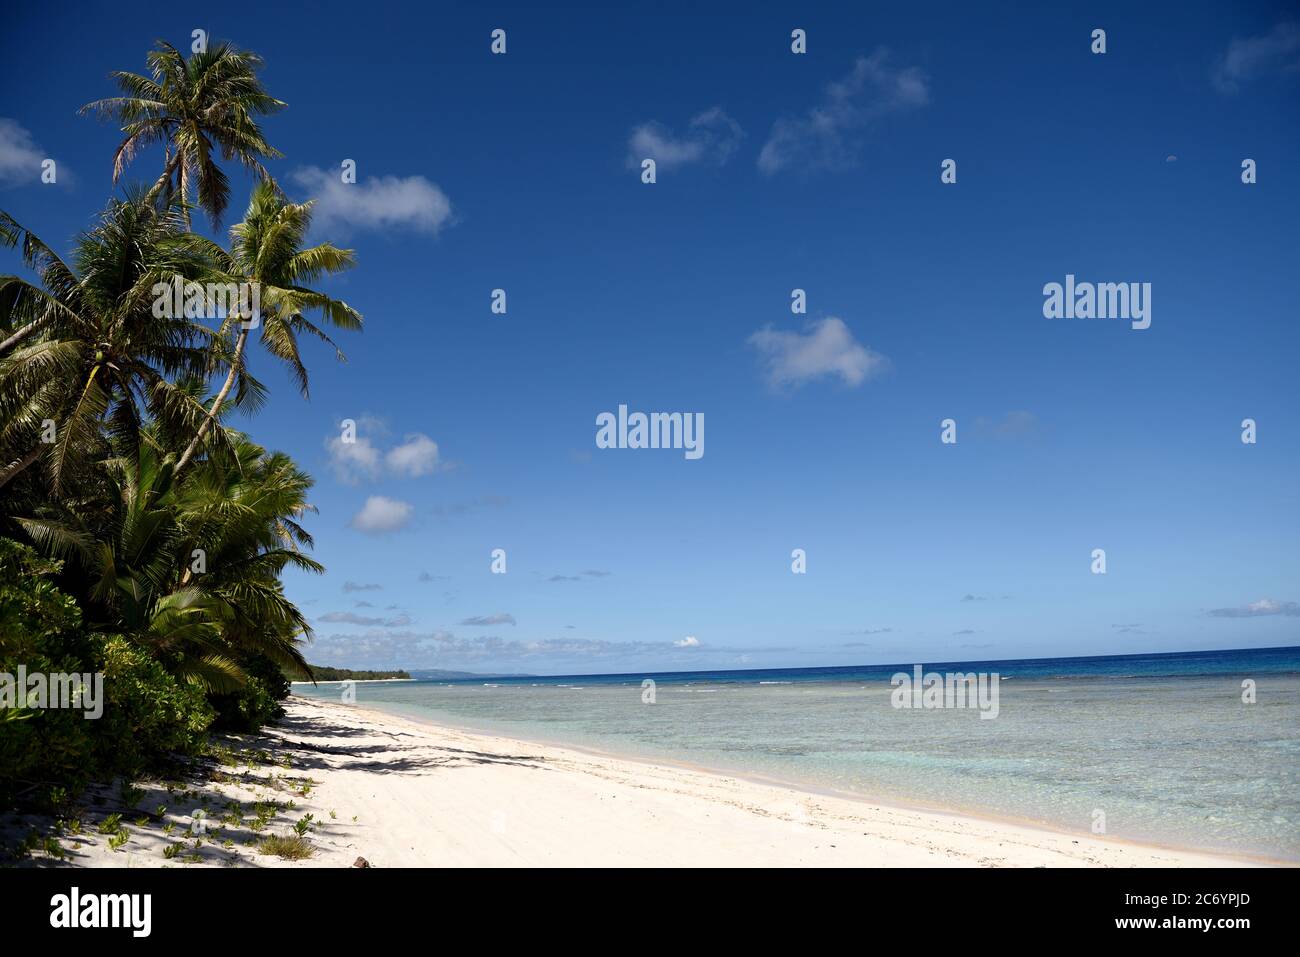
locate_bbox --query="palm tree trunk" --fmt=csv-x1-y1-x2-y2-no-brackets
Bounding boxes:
0,316,47,354
145,154,181,214
176,327,248,473
0,445,41,490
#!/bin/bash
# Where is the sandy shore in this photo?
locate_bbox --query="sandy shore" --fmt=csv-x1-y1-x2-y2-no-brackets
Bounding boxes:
11,695,1269,868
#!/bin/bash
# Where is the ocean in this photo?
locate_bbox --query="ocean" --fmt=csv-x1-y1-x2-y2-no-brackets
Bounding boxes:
292,646,1300,859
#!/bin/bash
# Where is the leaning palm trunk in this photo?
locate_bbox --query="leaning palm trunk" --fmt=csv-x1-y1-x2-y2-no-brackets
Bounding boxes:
145,154,183,219
0,317,47,354
175,327,248,473
0,446,41,490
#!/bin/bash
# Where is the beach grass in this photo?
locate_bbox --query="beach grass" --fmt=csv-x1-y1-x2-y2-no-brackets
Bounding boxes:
258,833,313,860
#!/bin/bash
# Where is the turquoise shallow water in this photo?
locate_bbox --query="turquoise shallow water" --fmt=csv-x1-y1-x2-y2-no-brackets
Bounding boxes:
293,648,1300,859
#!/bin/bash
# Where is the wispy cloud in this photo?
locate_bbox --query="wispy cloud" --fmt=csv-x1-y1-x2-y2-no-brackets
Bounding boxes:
292,166,454,234
545,569,612,583
342,581,383,593
349,495,415,535
1207,599,1299,618
307,627,788,671
748,317,887,390
430,496,508,518
460,613,517,627
627,107,743,170
974,410,1039,440
1212,21,1300,93
318,610,413,627
308,630,714,670
0,118,65,186
758,51,929,174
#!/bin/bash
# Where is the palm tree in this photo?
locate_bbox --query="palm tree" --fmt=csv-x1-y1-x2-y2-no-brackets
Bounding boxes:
0,212,80,354
174,180,361,473
173,431,321,675
16,429,320,689
0,194,219,493
80,40,285,227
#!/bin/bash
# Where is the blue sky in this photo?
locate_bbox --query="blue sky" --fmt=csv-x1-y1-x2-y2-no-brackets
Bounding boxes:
2,2,1298,674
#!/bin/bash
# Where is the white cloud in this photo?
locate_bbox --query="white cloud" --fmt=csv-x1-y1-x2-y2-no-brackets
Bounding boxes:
674,635,700,648
748,317,888,389
1208,598,1299,618
292,166,454,235
627,107,744,170
758,51,929,174
1213,21,1300,93
385,433,440,477
349,495,414,535
0,118,62,186
326,427,442,483
325,433,383,484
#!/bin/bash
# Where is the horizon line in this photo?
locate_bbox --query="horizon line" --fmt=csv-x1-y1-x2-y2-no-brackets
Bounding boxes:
394,642,1300,682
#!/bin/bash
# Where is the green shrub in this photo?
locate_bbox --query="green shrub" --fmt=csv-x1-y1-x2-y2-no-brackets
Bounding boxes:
209,653,289,732
96,635,214,768
0,537,215,808
0,539,98,805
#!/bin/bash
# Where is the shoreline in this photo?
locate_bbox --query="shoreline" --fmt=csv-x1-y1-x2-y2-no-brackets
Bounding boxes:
9,695,1284,868
306,694,1287,868
289,678,415,684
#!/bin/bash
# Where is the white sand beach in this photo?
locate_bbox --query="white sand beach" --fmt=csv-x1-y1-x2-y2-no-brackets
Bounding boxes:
12,695,1273,868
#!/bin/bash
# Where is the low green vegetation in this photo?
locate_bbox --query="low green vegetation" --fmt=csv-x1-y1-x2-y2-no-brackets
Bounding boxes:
301,665,411,682
258,833,314,860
